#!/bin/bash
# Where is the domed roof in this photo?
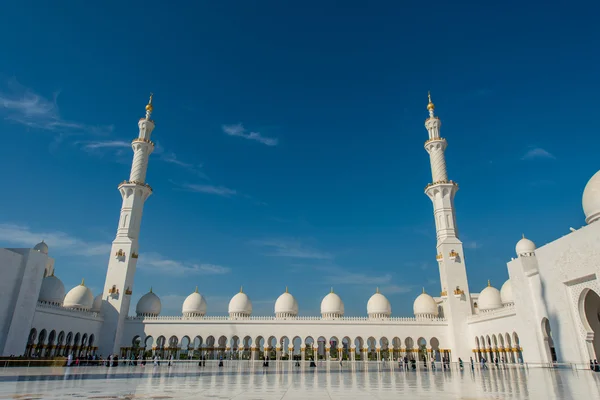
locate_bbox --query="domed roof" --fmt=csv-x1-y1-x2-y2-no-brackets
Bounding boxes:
228,287,252,315
33,240,48,255
63,279,94,310
136,288,161,316
38,273,65,305
182,287,207,316
413,289,438,317
500,279,513,304
367,288,391,316
274,287,298,316
515,235,536,256
91,294,103,313
320,289,344,316
583,170,600,224
478,281,503,311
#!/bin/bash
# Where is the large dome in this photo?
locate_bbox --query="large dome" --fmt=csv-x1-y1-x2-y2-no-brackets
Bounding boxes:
478,281,503,311
413,289,438,318
274,288,298,317
320,289,344,318
367,289,391,318
515,235,536,257
229,288,252,317
63,279,94,310
182,287,207,317
136,288,161,317
33,240,48,255
583,170,600,224
38,273,65,306
500,279,513,304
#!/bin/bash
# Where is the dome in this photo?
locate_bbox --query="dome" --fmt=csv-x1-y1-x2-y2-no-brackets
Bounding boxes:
478,281,503,311
182,287,207,317
583,170,600,224
413,289,438,317
33,240,48,255
228,287,252,317
515,235,536,257
38,273,65,306
91,294,103,313
274,287,298,317
136,288,161,317
320,289,344,318
367,288,391,317
63,279,94,310
500,279,513,304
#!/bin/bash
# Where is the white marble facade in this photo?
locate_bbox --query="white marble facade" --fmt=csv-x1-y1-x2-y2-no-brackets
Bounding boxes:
1,95,599,367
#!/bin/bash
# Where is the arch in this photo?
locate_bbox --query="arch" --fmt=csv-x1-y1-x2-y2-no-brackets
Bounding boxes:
512,332,522,362
579,288,600,360
88,334,95,348
292,336,302,355
317,336,327,360
417,337,427,361
180,336,191,358
254,335,264,348
132,335,142,351
541,318,557,362
341,336,351,360
156,335,166,356
354,336,364,360
145,335,154,354
430,337,441,361
168,335,179,348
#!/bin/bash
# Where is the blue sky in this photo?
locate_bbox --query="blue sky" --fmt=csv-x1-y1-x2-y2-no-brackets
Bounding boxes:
0,0,598,316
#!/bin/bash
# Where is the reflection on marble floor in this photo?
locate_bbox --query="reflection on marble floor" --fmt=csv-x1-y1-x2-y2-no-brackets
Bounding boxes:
1,362,600,400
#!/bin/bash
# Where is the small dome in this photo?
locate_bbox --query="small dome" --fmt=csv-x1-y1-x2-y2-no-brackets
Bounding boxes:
274,287,298,317
38,273,65,306
33,240,48,255
136,288,161,317
320,289,344,317
228,287,252,316
583,170,600,224
63,279,93,310
500,280,513,304
182,287,207,317
91,294,103,313
367,288,391,317
478,281,503,311
413,289,438,317
515,235,536,257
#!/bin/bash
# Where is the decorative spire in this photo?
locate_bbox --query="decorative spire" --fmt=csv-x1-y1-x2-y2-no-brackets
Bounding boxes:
422,287,426,294
195,286,198,293
487,280,491,287
240,285,243,293
285,286,288,293
376,287,380,294
80,278,85,286
50,270,54,277
150,287,153,293
330,287,334,294
145,93,154,119
427,91,435,115
522,233,525,239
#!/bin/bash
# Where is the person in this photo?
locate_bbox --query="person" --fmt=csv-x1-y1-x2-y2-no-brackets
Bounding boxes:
168,354,174,367
470,357,474,371
458,358,463,370
431,356,436,370
595,359,599,372
67,353,73,367
218,356,224,367
310,357,316,368
494,358,499,368
295,358,300,367
591,360,595,371
404,356,408,370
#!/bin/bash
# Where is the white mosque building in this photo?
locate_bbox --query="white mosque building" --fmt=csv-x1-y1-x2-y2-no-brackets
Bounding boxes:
1,94,599,367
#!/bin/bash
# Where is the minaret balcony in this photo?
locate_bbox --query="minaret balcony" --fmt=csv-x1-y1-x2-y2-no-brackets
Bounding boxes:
440,290,448,297
115,249,126,260
424,180,459,190
436,253,443,262
448,250,459,261
118,180,153,192
132,138,154,146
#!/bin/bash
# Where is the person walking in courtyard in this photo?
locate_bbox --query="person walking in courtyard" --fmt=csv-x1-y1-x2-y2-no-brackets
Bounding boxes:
458,358,463,370
470,357,474,371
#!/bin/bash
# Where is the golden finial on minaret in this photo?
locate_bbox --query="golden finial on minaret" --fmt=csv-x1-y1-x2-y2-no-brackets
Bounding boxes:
487,280,491,287
240,286,243,293
80,278,85,286
422,287,426,294
195,286,198,293
427,91,435,111
376,287,380,294
285,286,289,293
330,287,334,294
145,93,154,119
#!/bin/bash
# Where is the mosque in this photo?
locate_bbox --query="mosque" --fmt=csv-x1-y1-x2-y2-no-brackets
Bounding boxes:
1,94,599,367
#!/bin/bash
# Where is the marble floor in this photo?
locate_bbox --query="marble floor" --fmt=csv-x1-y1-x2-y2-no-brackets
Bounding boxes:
1,362,599,399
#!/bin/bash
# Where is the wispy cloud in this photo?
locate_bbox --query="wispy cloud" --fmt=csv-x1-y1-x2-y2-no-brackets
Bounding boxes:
0,79,113,136
463,240,480,249
380,284,414,294
178,183,238,197
139,252,230,275
0,223,230,276
222,123,278,146
521,147,555,160
0,223,109,257
250,239,333,260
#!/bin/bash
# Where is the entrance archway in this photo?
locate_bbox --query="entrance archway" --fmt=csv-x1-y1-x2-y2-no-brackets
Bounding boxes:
541,318,557,362
579,289,600,360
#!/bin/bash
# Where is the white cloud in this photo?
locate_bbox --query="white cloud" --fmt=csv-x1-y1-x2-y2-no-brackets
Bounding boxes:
521,147,555,160
179,183,237,197
463,241,480,249
139,252,230,276
0,79,113,136
0,223,109,257
380,284,414,294
79,140,131,150
222,123,278,146
250,239,333,260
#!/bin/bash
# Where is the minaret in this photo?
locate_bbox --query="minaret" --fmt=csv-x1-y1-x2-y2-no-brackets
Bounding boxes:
98,94,156,355
423,93,472,360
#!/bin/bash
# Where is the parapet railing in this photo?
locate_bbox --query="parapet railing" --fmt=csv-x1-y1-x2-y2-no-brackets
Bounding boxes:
36,302,102,319
126,315,447,323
